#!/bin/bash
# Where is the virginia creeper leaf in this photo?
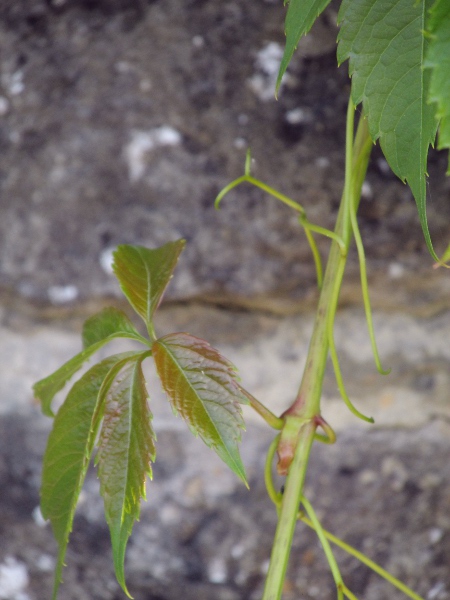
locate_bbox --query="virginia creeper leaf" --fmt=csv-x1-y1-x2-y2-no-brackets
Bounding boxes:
96,354,155,597
425,0,450,171
34,312,148,417
276,0,333,93
34,341,121,417
337,0,440,259
40,352,140,600
112,241,186,333
152,333,248,485
82,307,149,349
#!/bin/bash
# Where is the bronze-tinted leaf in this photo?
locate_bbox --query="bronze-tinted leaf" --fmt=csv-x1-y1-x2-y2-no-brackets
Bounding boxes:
153,332,248,485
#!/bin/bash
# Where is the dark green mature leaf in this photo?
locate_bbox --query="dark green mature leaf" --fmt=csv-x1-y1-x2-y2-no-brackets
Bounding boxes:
34,313,148,417
426,0,450,170
276,0,333,93
40,352,140,600
338,0,439,259
153,333,248,485
112,241,186,334
96,354,155,597
82,307,149,349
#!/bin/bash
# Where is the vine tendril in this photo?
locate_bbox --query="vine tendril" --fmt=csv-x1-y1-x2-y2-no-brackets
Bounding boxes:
215,151,347,290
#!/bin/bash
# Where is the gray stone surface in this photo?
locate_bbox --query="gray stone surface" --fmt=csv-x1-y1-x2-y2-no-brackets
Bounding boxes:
1,1,450,598
0,302,450,598
2,411,450,600
1,0,449,311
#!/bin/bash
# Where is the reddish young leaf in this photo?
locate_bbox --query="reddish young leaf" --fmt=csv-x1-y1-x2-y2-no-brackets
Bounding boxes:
96,354,155,597
152,333,248,485
112,241,186,334
40,352,141,600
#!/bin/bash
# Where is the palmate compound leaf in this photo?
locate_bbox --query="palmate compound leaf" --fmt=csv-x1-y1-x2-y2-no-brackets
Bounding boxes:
152,333,249,485
276,0,333,93
112,240,186,335
96,353,155,598
425,0,450,170
337,0,440,259
40,352,141,600
34,306,149,417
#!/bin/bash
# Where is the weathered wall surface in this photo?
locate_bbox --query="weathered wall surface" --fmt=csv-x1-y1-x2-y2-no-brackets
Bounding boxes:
1,0,449,311
1,2,450,600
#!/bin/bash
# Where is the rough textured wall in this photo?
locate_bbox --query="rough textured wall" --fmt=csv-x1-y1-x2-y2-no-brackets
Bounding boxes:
1,0,449,312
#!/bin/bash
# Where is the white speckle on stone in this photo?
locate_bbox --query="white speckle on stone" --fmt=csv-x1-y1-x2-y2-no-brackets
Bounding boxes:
429,527,443,545
35,554,55,573
230,544,245,559
358,469,377,485
260,559,270,574
48,285,79,305
377,158,391,175
388,262,405,279
207,557,227,584
285,108,307,125
248,42,285,101
32,505,47,527
315,157,330,168
6,71,25,96
125,127,182,182
115,60,133,73
233,137,247,149
0,557,29,600
99,247,115,274
192,35,204,48
427,581,446,600
361,180,373,199
0,96,9,116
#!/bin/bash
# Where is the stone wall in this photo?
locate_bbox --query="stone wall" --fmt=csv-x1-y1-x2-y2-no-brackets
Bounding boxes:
1,1,450,599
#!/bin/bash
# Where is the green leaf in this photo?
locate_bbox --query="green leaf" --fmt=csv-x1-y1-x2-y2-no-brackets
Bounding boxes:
34,342,114,417
40,352,140,600
82,307,149,349
276,0,333,93
96,354,155,597
152,333,248,485
337,0,439,259
425,0,450,170
112,241,186,334
34,310,149,417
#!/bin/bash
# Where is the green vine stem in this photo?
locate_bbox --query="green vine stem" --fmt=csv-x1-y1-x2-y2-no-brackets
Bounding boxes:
261,102,373,600
215,158,347,289
264,436,425,600
239,386,284,430
298,515,425,600
300,496,357,600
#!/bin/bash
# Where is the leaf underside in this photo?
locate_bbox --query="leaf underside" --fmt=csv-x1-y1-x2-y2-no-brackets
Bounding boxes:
337,0,439,259
277,0,333,93
425,0,450,171
152,332,248,485
97,354,155,597
112,241,186,331
40,353,139,600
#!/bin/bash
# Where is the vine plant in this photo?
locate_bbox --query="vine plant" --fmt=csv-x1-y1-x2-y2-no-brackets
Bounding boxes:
34,1,450,599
